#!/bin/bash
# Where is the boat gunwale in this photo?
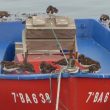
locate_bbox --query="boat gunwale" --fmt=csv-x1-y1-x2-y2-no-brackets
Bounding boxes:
0,72,110,80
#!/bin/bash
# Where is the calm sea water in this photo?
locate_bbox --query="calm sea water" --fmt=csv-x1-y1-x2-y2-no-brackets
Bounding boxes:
0,0,110,18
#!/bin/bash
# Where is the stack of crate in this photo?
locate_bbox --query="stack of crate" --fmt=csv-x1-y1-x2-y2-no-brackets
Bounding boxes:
22,15,76,54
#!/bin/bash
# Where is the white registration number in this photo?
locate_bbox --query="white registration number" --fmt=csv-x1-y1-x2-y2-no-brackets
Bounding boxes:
86,92,110,103
11,92,51,104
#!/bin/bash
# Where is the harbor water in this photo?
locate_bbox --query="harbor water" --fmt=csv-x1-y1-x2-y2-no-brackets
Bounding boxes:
0,0,110,18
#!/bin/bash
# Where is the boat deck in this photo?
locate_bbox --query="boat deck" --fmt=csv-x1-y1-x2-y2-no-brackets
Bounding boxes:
16,36,110,74
77,37,110,74
0,19,110,79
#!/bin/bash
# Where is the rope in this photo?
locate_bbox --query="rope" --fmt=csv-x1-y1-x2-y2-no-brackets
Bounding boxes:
51,96,70,110
55,70,63,110
49,18,68,65
55,67,67,110
48,15,71,110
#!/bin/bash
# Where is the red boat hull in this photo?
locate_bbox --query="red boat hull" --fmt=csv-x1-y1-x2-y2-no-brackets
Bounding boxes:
0,77,110,110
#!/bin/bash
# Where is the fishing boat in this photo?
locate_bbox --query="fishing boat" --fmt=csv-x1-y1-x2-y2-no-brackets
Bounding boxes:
0,6,110,110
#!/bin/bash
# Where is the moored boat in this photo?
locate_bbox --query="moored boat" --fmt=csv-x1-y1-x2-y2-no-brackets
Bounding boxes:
0,6,110,110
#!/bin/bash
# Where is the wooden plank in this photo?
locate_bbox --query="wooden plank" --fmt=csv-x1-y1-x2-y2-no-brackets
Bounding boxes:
26,29,75,39
26,39,75,50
